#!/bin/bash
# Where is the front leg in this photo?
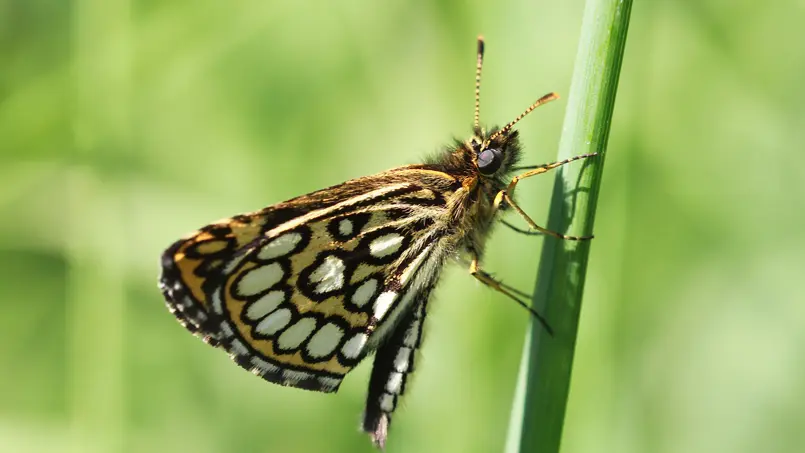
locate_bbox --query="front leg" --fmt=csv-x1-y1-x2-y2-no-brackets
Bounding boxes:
492,153,597,241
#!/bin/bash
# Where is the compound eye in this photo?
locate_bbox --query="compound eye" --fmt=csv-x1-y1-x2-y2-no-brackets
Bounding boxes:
477,148,503,175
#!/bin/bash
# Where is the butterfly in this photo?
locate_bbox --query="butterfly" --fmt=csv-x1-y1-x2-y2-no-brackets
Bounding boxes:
159,36,596,449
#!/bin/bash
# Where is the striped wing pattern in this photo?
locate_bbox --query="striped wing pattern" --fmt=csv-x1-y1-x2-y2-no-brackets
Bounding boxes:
160,168,460,393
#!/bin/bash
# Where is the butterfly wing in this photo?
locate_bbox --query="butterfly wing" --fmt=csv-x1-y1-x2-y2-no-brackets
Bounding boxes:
362,289,431,449
160,207,305,346
160,167,462,392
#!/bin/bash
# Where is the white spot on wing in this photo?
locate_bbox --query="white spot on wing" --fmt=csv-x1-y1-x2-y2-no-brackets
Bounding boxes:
403,319,421,347
399,244,434,286
258,232,303,260
369,233,404,258
283,369,313,384
317,376,342,392
351,278,378,307
245,290,285,320
341,332,369,359
211,289,224,315
385,371,403,394
251,356,280,374
393,347,412,372
379,393,395,412
220,322,235,339
306,323,345,358
309,255,346,293
237,262,284,296
373,291,398,320
338,219,353,236
230,338,249,356
277,317,317,349
255,308,292,336
223,252,248,275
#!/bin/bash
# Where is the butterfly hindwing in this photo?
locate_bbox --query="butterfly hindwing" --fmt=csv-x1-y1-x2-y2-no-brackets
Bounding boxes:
160,168,461,392
160,208,303,345
207,191,448,392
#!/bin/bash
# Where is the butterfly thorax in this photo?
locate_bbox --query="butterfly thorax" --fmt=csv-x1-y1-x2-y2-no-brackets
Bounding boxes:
423,127,522,254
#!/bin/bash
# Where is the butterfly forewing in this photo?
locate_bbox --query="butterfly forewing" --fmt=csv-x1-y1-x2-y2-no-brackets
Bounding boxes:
160,167,461,392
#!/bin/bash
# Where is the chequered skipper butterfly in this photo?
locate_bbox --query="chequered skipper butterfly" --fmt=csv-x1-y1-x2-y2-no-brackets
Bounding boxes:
159,36,596,449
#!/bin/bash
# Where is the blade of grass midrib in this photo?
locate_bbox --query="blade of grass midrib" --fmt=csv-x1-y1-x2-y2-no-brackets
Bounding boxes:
505,0,633,452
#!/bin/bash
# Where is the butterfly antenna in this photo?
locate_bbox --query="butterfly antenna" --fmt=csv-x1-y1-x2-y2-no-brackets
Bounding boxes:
473,35,485,132
488,92,559,142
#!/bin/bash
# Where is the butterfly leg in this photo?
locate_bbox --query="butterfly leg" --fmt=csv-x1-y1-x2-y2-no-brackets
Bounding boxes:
500,219,543,236
497,192,593,240
493,153,597,241
469,254,553,334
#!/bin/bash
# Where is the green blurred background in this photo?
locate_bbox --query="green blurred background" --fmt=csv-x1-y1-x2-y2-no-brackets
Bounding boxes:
2,1,804,452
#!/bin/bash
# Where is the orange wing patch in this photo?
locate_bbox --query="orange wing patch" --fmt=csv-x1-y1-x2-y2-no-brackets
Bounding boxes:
160,211,277,344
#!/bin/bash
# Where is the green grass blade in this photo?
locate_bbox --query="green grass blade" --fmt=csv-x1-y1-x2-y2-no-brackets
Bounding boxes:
506,0,633,452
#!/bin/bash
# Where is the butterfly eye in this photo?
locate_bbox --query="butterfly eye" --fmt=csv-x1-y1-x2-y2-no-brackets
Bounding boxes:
477,148,503,175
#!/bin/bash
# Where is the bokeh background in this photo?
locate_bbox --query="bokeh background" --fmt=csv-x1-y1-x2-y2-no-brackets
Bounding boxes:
2,1,804,452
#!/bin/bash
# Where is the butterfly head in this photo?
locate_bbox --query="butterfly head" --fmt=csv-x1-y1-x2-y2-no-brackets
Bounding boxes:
467,90,558,180
469,129,521,177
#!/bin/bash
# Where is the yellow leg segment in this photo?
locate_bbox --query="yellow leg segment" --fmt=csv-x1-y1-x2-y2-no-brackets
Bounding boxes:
494,153,598,241
469,254,553,335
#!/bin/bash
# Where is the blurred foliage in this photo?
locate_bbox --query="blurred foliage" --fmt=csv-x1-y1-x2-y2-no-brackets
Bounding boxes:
1,1,804,453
